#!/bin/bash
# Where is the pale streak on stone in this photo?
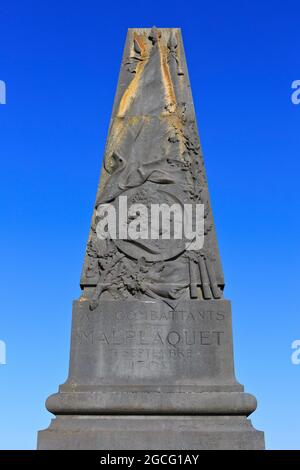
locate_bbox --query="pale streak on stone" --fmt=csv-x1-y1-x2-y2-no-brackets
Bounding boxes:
102,33,150,184
117,33,149,118
157,36,177,114
157,31,186,157
176,30,185,88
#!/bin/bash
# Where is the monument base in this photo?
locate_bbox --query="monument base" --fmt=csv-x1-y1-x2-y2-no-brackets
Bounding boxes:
38,299,264,450
38,415,264,450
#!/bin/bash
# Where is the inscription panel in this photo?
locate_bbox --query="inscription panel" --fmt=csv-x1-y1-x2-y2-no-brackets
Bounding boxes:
67,300,235,385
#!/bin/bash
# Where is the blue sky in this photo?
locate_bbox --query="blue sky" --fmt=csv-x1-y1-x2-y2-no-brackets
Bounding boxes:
0,0,299,449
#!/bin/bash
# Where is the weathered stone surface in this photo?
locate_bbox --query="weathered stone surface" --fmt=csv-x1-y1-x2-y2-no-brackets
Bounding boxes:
38,416,264,450
80,27,224,310
38,27,264,449
43,300,255,416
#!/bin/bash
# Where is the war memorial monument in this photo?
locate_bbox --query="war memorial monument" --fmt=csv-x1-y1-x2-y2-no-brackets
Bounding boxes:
38,27,265,450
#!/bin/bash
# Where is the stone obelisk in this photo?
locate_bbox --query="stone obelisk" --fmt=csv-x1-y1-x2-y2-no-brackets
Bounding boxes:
38,28,264,449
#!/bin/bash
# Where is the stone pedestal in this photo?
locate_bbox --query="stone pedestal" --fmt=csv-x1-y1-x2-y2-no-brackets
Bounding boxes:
38,416,264,450
38,299,264,449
